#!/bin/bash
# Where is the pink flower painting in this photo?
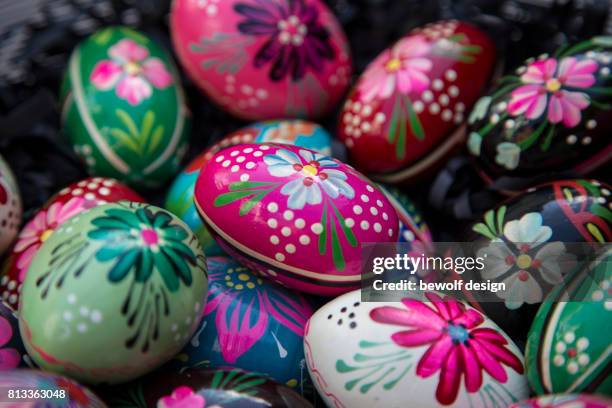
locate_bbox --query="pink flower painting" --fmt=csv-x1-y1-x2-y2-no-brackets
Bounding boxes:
0,315,20,370
358,35,432,103
14,197,85,281
157,386,206,408
90,39,173,105
370,292,523,405
507,57,597,127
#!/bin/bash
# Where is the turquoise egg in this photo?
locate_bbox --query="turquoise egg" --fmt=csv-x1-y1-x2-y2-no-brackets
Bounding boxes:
171,256,313,391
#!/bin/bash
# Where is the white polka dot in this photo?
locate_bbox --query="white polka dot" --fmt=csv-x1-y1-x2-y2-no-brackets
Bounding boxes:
99,187,110,196
267,203,278,213
360,194,369,203
361,221,370,230
382,212,389,220
230,150,240,157
236,156,246,163
445,69,457,81
222,160,231,167
374,223,382,232
370,207,378,216
67,294,77,304
63,311,73,321
442,110,453,121
72,188,83,196
275,253,285,262
413,101,424,113
439,94,449,106
253,151,263,157
311,223,323,235
243,148,254,153
270,235,280,245
366,185,374,192
353,205,363,214
260,145,270,150
240,174,250,182
90,310,102,323
283,210,294,221
388,228,394,237
299,235,310,245
281,227,291,237
285,244,296,254
422,90,433,102
429,103,440,114
246,162,256,169
230,165,240,172
449,86,459,97
295,218,305,228
215,155,225,163
433,79,444,90
267,219,278,228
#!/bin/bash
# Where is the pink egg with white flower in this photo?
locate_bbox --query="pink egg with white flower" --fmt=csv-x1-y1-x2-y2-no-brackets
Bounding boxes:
305,289,529,407
194,144,399,295
170,0,352,120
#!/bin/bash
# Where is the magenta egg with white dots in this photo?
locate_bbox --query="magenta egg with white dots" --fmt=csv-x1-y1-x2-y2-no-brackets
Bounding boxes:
194,144,399,295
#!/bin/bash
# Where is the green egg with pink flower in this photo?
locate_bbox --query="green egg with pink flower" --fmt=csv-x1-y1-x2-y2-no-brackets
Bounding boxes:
467,36,612,188
60,26,190,189
18,201,208,384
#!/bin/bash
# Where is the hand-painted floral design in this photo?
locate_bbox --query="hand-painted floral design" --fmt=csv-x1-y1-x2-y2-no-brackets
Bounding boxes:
200,260,311,363
13,197,85,281
359,36,432,103
234,0,335,81
507,57,597,128
370,292,523,405
552,331,591,376
0,314,20,369
90,39,173,105
474,208,577,309
89,206,196,292
264,148,354,209
158,385,206,408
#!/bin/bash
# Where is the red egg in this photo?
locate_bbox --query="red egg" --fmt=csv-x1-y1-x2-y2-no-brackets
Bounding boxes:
0,177,143,310
338,20,496,183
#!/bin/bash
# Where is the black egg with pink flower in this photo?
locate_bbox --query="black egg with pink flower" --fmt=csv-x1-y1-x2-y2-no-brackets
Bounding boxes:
467,36,612,186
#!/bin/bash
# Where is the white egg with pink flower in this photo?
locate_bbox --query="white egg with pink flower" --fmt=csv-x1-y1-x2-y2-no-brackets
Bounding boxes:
304,290,529,407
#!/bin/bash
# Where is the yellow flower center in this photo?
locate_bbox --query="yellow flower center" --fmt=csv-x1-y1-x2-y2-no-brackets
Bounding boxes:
516,254,533,269
40,229,54,243
124,61,141,76
545,78,562,92
385,58,402,72
302,164,318,176
224,267,262,290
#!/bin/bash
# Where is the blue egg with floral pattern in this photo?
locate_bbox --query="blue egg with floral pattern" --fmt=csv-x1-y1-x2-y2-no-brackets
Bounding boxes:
171,256,314,391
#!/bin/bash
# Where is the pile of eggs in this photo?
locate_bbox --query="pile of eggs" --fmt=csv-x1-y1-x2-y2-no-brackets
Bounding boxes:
0,2,610,407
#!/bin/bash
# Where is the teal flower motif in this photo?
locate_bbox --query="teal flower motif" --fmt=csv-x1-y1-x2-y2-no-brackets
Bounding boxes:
88,206,196,292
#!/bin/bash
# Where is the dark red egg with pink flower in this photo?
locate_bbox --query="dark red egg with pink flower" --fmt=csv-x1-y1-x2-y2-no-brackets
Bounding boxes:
338,20,496,183
467,36,612,187
170,0,352,120
0,177,143,311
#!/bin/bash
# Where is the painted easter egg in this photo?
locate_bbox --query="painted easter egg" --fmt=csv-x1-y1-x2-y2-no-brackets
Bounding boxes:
525,249,612,395
194,143,399,295
509,394,612,408
170,0,352,120
338,20,496,183
1,177,143,311
380,185,432,248
19,202,208,384
173,256,312,389
165,120,331,256
0,300,27,370
468,36,612,186
304,290,528,407
0,154,21,256
468,179,611,339
60,26,190,189
107,368,312,407
0,369,107,407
